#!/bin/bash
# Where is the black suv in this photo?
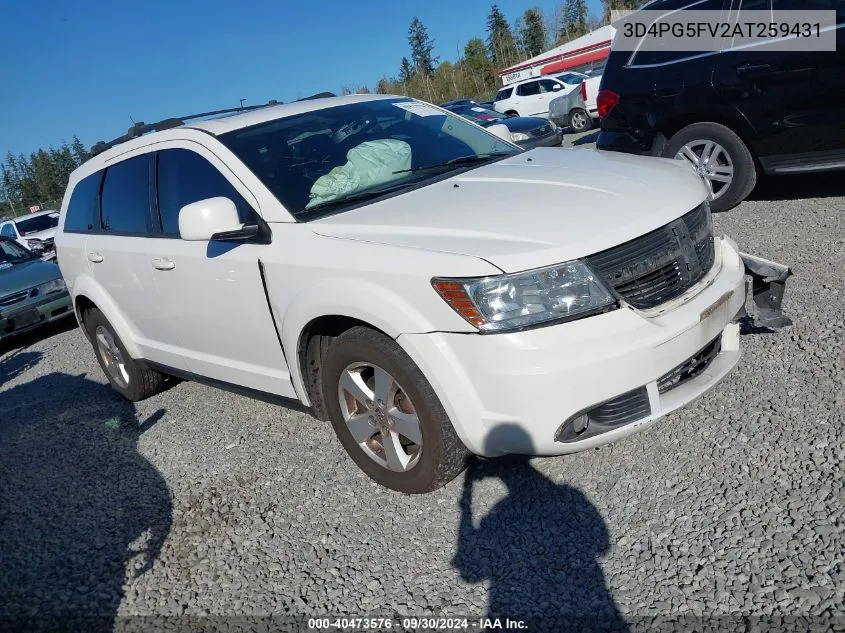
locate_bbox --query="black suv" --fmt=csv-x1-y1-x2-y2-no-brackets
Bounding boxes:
597,0,845,211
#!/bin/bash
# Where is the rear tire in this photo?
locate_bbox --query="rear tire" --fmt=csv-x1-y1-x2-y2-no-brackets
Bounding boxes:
505,110,519,117
569,108,591,132
84,308,167,402
321,326,470,493
663,122,756,212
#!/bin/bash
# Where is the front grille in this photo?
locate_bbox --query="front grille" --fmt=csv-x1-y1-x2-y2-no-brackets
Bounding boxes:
658,336,722,394
0,289,32,309
530,124,552,137
586,204,715,310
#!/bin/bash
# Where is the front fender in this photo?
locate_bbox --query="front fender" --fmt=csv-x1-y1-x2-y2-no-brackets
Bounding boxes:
70,274,143,359
276,276,474,405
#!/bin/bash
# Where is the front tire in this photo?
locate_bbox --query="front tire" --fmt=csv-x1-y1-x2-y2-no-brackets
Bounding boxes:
84,308,167,402
569,108,591,132
663,122,757,212
321,327,470,493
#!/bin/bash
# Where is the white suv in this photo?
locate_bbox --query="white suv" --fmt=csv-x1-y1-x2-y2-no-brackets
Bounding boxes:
493,73,587,118
55,95,791,493
0,210,60,258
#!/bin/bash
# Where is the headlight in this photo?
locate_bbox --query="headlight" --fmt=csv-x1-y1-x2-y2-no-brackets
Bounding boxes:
433,261,617,332
38,278,66,295
510,132,530,142
26,239,44,251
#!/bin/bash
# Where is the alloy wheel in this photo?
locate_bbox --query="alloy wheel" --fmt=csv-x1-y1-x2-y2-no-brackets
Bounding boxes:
337,362,423,472
570,111,588,131
95,325,129,389
675,140,734,201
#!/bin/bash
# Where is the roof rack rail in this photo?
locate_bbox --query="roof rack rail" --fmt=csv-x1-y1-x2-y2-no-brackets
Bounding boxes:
89,99,283,158
295,91,337,101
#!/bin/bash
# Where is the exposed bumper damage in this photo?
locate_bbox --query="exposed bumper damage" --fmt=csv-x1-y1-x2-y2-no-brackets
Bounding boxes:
740,252,793,329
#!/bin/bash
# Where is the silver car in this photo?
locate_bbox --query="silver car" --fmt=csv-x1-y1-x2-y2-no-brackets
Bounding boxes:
549,82,592,133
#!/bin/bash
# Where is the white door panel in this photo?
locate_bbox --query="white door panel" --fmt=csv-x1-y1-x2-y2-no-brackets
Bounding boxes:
150,239,294,397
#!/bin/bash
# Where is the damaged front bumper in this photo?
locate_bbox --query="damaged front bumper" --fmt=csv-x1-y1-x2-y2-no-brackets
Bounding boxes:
740,252,793,329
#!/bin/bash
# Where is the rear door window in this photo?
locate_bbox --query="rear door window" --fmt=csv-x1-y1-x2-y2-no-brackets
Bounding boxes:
517,81,540,96
156,149,254,236
63,171,103,232
100,155,153,234
495,87,513,101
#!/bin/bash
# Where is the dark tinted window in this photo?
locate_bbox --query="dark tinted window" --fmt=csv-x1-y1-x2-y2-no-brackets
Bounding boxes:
64,171,103,232
100,156,152,234
517,81,540,96
157,149,253,235
0,223,15,238
555,73,585,85
538,79,561,93
495,87,513,101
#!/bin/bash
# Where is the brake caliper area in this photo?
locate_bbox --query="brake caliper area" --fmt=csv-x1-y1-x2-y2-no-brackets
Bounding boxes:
740,252,793,329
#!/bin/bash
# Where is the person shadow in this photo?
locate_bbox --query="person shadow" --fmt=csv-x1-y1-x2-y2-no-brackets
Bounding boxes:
0,370,172,633
452,425,628,633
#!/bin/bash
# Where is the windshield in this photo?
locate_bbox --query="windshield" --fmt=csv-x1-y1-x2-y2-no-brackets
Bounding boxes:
220,98,518,217
447,105,507,127
0,239,36,265
555,73,585,85
15,213,58,235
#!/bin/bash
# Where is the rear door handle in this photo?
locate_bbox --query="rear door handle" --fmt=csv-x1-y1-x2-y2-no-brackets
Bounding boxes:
151,257,175,271
87,252,103,263
736,63,772,75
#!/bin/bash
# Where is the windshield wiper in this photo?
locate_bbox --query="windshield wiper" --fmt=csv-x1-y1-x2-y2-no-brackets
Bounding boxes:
392,152,513,175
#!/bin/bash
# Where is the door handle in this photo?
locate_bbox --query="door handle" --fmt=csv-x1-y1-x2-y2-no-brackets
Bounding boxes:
736,63,772,75
87,252,103,263
151,257,175,271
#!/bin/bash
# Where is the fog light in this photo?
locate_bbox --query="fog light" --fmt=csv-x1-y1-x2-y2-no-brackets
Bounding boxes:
572,414,589,435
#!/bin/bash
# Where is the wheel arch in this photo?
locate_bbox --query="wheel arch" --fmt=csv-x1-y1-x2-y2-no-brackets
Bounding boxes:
653,108,758,159
69,275,143,359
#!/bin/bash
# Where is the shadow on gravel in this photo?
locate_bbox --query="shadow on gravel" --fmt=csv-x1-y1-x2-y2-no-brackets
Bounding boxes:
0,372,172,633
0,349,43,385
748,171,845,202
452,425,628,632
0,316,78,356
571,131,600,147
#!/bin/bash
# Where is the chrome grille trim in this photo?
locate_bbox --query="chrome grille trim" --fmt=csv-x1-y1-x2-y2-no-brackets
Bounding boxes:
586,203,715,310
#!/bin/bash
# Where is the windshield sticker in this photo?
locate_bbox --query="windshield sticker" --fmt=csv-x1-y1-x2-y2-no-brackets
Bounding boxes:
394,102,443,117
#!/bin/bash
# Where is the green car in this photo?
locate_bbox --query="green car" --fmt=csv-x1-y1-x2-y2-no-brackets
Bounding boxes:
0,236,73,341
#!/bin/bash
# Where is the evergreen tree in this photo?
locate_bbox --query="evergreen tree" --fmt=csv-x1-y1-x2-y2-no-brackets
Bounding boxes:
520,8,548,58
408,17,437,76
486,4,518,67
70,136,89,165
399,57,413,83
562,0,588,40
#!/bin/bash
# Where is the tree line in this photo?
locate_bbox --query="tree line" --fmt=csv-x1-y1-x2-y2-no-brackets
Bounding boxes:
0,138,89,218
376,1,644,105
1,1,646,218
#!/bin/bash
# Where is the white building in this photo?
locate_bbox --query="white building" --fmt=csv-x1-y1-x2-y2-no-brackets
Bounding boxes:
498,25,616,86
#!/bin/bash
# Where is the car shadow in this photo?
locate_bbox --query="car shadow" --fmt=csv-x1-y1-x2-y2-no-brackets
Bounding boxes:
0,372,172,632
0,315,78,356
570,131,600,146
748,171,845,202
0,349,43,385
451,425,628,632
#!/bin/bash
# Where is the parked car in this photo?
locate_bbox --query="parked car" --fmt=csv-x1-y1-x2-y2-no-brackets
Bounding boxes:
0,210,60,259
597,0,845,211
549,73,602,132
56,94,791,493
493,72,587,118
442,101,562,148
0,236,73,341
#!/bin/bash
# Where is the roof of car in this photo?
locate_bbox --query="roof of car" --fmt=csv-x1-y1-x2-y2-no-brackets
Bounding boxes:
9,210,58,220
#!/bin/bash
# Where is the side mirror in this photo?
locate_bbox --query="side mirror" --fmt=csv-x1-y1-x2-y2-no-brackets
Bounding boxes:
178,197,258,242
552,84,562,92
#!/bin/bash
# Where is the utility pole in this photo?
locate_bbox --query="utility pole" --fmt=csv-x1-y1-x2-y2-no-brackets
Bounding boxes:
239,98,246,111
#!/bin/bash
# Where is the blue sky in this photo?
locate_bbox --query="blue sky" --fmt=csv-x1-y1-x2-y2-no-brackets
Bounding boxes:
0,0,603,158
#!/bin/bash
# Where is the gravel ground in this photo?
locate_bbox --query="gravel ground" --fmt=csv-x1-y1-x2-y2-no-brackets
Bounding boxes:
1,142,843,632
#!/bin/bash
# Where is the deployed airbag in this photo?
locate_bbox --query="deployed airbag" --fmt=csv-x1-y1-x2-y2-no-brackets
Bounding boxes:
306,139,412,209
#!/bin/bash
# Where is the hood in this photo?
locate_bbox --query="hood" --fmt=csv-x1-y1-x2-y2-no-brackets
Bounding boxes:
0,259,62,295
501,117,551,133
311,148,708,273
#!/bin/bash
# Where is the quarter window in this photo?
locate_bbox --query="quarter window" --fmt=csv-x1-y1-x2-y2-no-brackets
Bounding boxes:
0,223,15,238
495,87,513,101
64,171,103,232
100,156,152,234
156,149,253,236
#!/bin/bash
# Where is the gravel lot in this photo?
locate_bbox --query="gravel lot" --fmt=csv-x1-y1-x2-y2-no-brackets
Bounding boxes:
1,133,843,632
